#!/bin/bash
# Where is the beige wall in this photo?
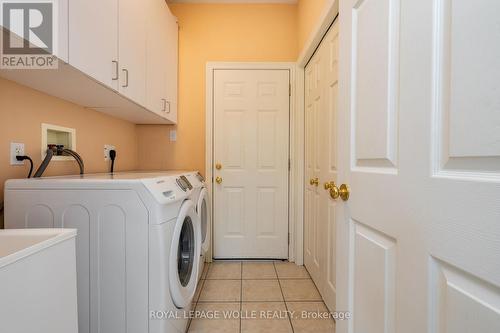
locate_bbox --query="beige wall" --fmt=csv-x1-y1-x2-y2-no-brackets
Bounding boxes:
137,3,299,174
0,2,330,228
0,78,139,228
297,0,328,51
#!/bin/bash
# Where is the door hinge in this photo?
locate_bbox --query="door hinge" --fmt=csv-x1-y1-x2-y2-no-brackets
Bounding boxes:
288,158,291,171
289,83,292,96
288,233,291,245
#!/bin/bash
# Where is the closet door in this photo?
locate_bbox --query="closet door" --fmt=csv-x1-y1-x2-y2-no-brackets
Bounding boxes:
319,22,340,312
304,49,322,288
336,0,500,332
304,20,339,312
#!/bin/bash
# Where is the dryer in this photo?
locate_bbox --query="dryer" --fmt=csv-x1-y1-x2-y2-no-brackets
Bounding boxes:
4,172,201,333
186,172,210,280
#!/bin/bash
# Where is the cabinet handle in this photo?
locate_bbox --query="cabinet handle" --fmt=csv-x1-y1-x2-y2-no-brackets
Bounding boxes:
122,69,129,88
166,101,171,114
161,99,166,112
112,61,118,80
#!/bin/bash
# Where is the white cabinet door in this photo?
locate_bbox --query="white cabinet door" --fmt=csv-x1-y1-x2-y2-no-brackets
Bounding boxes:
164,11,178,123
146,2,177,123
69,0,118,91
118,0,146,106
336,0,500,332
213,69,290,259
146,0,168,116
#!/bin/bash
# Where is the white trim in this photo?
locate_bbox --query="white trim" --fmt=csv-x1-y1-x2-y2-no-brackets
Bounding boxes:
292,65,304,265
206,62,297,262
41,123,77,162
297,0,340,67
169,0,297,4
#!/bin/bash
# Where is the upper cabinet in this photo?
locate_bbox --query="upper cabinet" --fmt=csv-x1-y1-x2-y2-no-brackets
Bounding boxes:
1,0,178,124
69,0,119,92
165,9,179,123
119,0,147,106
146,0,178,122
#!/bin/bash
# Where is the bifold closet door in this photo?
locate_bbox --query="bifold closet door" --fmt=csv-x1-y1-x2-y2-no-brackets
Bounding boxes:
304,21,339,312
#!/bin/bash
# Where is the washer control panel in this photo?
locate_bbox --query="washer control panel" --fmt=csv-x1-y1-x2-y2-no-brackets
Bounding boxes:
141,175,190,204
176,175,193,191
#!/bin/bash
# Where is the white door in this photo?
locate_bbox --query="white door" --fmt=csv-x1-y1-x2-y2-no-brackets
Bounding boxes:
69,0,118,91
336,0,500,332
213,69,290,259
304,21,339,312
118,0,147,105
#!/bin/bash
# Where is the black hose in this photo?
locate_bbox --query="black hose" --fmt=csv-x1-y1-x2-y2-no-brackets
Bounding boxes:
33,148,85,177
33,148,54,178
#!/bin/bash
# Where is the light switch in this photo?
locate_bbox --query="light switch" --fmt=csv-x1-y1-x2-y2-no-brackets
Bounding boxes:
169,130,177,142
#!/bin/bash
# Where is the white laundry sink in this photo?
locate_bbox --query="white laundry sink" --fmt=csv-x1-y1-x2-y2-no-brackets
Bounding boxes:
0,229,78,333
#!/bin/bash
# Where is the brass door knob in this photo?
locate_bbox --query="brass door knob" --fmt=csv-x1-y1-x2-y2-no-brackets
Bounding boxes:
215,163,222,170
339,184,350,201
324,181,339,200
309,177,319,186
215,176,223,184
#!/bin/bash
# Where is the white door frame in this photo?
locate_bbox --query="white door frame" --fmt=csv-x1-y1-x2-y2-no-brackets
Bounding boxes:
206,62,297,262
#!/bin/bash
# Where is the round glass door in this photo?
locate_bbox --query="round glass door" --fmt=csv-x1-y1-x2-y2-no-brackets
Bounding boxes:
200,199,208,243
169,200,200,309
177,216,195,287
197,188,210,253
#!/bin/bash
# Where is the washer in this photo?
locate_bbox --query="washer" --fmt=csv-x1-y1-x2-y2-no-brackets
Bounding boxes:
4,172,201,333
186,172,210,280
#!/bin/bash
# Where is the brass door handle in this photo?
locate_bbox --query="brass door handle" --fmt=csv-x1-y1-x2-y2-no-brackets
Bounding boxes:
215,176,223,184
309,177,319,186
324,181,339,200
339,184,350,201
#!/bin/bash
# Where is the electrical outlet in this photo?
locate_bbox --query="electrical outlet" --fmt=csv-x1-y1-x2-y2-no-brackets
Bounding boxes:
104,144,116,161
10,142,25,165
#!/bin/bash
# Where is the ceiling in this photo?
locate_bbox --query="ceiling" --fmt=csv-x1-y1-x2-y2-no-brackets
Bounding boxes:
166,0,298,4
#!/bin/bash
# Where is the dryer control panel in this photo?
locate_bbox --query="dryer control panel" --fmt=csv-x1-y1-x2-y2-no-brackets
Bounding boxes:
185,171,204,190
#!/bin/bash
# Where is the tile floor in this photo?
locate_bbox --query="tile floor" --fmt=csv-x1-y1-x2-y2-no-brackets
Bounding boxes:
187,261,335,333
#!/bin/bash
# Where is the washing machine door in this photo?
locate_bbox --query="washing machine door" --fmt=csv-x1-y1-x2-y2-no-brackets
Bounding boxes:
197,188,211,254
169,200,201,309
